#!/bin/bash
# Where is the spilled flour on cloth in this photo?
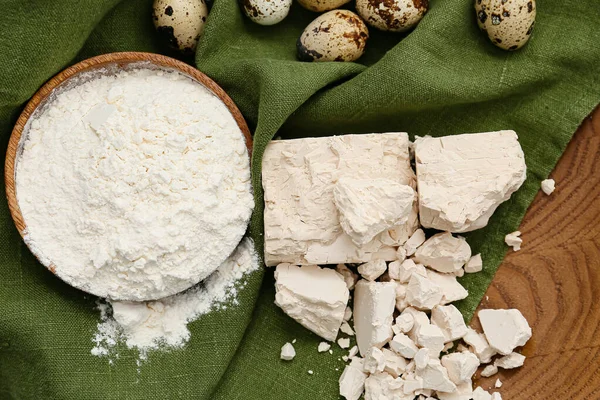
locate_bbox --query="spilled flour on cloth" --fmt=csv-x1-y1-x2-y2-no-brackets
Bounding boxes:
91,237,260,362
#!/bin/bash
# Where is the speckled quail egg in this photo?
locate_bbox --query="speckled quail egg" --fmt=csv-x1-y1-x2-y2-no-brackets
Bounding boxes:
475,0,536,51
356,0,428,32
297,10,369,62
297,0,351,12
153,0,208,53
241,0,292,25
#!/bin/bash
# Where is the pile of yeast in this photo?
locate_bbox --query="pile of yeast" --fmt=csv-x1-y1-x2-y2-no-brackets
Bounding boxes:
264,131,538,400
15,67,254,301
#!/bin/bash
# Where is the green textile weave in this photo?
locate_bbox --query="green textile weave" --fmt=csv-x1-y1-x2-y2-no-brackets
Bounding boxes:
0,0,598,398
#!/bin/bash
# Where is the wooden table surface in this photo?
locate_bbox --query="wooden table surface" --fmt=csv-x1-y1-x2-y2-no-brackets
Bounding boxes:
474,106,600,398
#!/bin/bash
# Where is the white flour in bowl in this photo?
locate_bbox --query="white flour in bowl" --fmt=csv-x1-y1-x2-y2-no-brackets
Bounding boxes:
15,67,254,301
91,237,260,361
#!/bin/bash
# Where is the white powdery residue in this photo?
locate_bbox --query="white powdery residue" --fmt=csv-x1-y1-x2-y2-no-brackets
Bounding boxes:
91,238,260,359
16,67,253,301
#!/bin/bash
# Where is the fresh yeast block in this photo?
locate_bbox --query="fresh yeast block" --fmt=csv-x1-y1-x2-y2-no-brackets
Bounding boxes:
415,131,526,233
262,133,417,266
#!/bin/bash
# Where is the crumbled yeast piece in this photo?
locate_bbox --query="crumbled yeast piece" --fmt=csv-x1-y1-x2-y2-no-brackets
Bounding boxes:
494,352,526,369
491,392,502,400
354,280,397,356
480,364,498,377
358,259,387,281
414,348,430,369
363,347,386,374
338,338,351,349
364,372,412,400
401,307,430,343
341,321,355,336
280,342,296,360
415,131,526,233
416,358,457,392
395,313,415,334
397,259,428,283
495,378,502,388
348,346,359,358
431,305,469,342
343,306,353,321
436,380,473,400
395,297,409,314
396,246,407,262
406,273,443,310
390,333,419,358
336,264,359,290
441,351,480,384
413,232,471,273
454,268,465,278
478,309,532,355
274,264,349,341
404,228,426,256
405,360,416,374
504,231,522,251
381,348,408,378
415,324,446,356
465,253,483,273
262,133,417,266
541,178,555,195
426,270,468,305
339,360,368,400
463,328,497,363
402,373,424,394
333,177,416,247
472,386,493,400
318,342,331,353
388,260,402,280
395,283,408,312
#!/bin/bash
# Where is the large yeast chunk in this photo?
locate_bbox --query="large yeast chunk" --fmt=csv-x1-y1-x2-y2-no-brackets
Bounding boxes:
262,133,417,266
416,131,526,232
478,309,532,355
354,280,397,356
274,264,349,341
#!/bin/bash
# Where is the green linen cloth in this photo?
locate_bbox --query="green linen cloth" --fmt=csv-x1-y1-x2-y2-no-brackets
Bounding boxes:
0,0,598,398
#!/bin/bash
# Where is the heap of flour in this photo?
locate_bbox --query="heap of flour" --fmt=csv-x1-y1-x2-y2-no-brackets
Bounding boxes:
92,237,260,360
15,67,254,301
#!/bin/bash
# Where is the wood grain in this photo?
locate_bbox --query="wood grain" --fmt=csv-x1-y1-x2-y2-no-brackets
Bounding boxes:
4,52,252,288
473,106,600,398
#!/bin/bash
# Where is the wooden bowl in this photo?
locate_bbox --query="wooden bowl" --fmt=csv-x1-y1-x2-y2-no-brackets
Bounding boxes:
4,52,253,299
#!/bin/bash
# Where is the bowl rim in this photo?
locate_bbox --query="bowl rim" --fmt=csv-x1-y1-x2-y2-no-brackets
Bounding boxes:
4,51,253,296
